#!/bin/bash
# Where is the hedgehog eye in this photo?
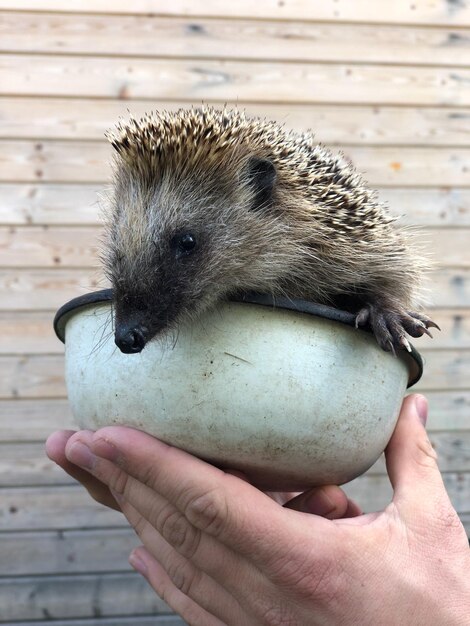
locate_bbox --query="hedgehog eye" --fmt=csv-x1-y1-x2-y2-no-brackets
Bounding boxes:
171,233,197,257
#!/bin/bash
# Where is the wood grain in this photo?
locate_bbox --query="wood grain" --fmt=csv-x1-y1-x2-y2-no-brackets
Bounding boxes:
1,429,469,488
1,3,468,623
2,13,470,67
0,573,169,622
0,225,467,268
1,391,468,445
0,485,124,530
0,268,105,310
0,349,468,400
2,140,470,186
0,183,102,224
2,183,470,227
0,1,469,27
0,515,468,591
1,268,468,311
0,472,468,533
2,98,470,146
0,399,73,440
0,442,75,486
0,528,136,575
6,617,185,626
2,54,470,106
344,472,470,513
1,309,468,356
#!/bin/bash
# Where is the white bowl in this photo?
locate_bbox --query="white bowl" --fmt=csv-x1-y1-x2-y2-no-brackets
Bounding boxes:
54,291,422,490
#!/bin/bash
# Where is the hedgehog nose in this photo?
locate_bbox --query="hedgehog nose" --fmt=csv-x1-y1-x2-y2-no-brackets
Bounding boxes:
115,327,147,354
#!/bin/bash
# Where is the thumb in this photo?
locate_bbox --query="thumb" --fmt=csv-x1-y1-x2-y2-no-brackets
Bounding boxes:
385,394,447,514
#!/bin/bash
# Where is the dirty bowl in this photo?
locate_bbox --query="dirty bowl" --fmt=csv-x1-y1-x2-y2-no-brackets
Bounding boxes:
54,291,422,490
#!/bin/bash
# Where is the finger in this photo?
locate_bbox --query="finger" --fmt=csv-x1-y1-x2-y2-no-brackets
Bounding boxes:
344,498,363,518
47,430,120,511
121,500,249,625
386,394,447,513
65,435,274,617
130,547,228,626
84,427,335,568
284,485,351,519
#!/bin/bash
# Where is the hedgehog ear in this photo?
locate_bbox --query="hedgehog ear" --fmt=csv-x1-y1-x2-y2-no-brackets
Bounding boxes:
245,157,277,210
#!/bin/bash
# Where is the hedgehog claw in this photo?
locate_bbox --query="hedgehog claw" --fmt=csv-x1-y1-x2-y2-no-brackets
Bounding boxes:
399,336,412,353
355,303,438,355
355,307,370,329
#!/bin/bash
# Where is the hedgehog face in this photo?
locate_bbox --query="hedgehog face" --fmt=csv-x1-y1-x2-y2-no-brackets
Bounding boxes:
106,156,280,354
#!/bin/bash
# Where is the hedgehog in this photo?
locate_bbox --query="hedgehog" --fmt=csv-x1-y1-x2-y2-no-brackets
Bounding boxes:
103,106,438,355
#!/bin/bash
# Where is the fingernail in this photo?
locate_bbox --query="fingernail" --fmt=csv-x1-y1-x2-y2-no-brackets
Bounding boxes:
129,550,148,576
66,440,96,470
306,489,336,517
92,436,120,462
110,488,124,504
415,395,428,426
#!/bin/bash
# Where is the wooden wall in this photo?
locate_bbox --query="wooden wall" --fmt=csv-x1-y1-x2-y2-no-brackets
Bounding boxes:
0,2,469,624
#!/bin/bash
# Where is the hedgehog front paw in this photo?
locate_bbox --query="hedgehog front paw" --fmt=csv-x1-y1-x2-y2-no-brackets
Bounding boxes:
355,303,440,354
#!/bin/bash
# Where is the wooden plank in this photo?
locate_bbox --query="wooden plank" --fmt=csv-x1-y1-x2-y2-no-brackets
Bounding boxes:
2,429,470,488
0,226,101,268
0,269,104,311
380,188,470,227
0,399,74,440
415,350,470,391
2,98,470,147
2,140,470,186
0,354,66,399
429,268,470,308
1,308,469,356
8,617,185,626
423,391,470,431
0,1,469,27
368,430,470,475
0,267,468,313
346,147,470,188
1,392,467,446
0,528,137,576
344,472,470,513
0,485,124,530
461,513,470,536
0,510,467,580
0,311,64,354
2,54,470,106
0,471,468,533
0,183,101,224
0,442,74,486
0,573,170,622
2,184,470,227
0,226,467,268
0,349,468,401
2,13,470,67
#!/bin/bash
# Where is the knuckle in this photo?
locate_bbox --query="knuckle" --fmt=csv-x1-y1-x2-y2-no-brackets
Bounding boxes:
158,504,201,557
166,557,201,597
268,545,344,606
132,512,149,538
415,436,439,471
184,488,227,536
433,500,464,535
108,467,131,497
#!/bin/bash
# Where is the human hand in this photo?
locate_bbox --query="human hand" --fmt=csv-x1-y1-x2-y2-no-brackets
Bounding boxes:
46,395,470,625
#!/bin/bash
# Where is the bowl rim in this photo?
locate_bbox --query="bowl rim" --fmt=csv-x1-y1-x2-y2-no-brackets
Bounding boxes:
53,289,423,387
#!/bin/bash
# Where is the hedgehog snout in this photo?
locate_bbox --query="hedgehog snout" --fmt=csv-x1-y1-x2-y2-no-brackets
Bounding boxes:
115,325,147,354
